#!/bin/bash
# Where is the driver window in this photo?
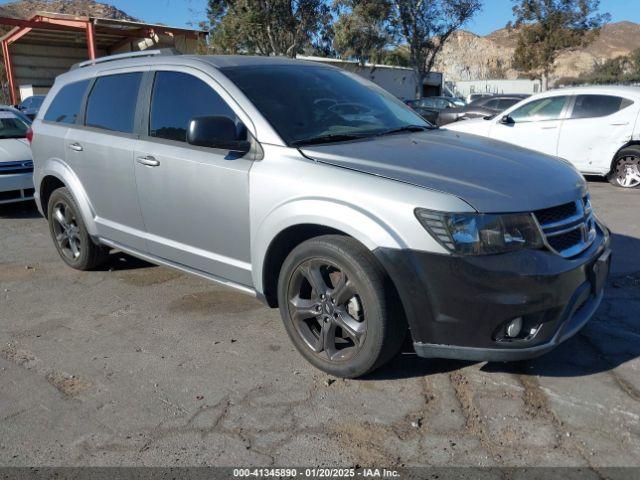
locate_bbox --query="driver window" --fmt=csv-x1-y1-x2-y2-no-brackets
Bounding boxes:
509,96,568,123
149,71,242,143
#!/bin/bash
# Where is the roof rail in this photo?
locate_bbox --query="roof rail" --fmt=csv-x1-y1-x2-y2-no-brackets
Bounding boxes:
72,48,181,70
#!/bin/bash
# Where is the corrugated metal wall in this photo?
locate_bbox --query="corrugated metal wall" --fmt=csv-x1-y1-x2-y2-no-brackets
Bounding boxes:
8,33,200,99
9,43,108,89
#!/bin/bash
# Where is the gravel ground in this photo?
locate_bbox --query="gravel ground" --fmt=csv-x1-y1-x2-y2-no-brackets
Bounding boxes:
0,179,639,468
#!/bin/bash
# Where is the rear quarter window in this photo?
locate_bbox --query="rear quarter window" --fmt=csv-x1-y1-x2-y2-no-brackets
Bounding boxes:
571,95,633,119
43,79,90,124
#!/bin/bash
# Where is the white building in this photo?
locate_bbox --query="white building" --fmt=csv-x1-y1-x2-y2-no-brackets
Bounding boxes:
452,79,542,98
297,55,444,100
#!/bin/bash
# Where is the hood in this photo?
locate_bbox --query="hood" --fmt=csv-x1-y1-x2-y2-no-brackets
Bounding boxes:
300,129,586,213
0,138,31,164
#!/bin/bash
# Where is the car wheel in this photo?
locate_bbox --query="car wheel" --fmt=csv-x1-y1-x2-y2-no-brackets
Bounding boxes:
47,187,107,270
277,235,406,378
608,148,640,188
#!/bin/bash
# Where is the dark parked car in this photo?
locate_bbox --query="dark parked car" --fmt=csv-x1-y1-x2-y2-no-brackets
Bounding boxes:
405,96,461,124
17,95,45,120
437,94,529,126
465,92,494,104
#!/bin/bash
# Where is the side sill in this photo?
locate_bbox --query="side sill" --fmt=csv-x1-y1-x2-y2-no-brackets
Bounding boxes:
99,238,258,297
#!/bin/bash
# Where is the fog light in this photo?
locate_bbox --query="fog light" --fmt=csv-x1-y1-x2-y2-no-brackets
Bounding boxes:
506,317,523,338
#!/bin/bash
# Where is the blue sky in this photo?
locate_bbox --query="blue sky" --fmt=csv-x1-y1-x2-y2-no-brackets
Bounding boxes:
4,0,639,35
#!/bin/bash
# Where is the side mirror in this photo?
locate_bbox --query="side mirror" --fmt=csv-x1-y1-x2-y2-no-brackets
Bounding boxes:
499,115,515,125
187,115,250,153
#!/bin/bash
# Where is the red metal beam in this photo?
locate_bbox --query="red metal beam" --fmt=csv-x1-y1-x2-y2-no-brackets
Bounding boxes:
1,40,17,105
0,16,141,38
4,25,32,44
0,16,206,43
0,16,87,33
86,21,96,60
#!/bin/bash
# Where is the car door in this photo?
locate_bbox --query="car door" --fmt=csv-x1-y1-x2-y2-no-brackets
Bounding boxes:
557,94,637,174
65,70,147,251
133,68,253,286
489,95,570,157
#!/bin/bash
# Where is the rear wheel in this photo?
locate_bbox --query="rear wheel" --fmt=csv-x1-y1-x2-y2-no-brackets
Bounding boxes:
47,187,107,270
608,148,640,188
277,235,406,378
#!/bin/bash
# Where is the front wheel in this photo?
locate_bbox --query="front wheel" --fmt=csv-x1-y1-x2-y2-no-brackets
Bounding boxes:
608,148,640,188
277,235,406,378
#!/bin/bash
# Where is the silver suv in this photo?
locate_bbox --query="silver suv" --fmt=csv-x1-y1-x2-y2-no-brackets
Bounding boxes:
31,51,611,378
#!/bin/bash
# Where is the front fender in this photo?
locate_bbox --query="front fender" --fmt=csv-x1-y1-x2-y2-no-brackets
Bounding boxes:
36,158,98,237
252,197,411,294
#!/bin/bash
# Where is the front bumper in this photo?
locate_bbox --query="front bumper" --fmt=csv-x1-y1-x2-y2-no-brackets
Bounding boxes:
0,172,35,204
374,227,611,362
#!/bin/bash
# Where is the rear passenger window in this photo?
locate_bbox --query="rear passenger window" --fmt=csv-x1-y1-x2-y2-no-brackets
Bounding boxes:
571,95,633,119
44,79,90,124
149,71,238,142
85,73,142,133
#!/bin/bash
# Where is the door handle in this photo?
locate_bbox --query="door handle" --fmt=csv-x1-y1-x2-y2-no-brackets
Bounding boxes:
540,125,558,130
68,142,83,151
136,155,160,167
610,122,629,126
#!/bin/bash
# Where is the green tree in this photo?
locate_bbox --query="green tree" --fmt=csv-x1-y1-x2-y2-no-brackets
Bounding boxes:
390,0,482,98
332,0,393,66
207,0,332,57
511,0,610,90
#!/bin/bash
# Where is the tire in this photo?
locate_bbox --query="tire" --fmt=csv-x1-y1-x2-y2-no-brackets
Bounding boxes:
608,147,640,188
277,235,406,378
47,187,107,270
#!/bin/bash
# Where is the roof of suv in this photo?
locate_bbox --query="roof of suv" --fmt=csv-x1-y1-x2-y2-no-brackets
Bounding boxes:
57,53,336,85
189,55,322,68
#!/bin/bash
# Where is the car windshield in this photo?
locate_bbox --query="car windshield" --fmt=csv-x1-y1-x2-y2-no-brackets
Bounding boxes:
222,65,429,146
0,112,29,139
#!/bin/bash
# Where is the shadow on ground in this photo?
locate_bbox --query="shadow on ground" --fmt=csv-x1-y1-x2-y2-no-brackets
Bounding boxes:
0,200,41,219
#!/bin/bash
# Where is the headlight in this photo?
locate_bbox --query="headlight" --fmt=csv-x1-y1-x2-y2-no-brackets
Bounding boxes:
415,209,544,255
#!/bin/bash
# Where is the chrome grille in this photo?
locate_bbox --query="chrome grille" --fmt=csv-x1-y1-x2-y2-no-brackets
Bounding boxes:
534,195,596,258
0,160,33,175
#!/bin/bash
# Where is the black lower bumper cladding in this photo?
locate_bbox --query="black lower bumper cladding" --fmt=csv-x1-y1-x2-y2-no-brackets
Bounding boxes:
374,227,611,362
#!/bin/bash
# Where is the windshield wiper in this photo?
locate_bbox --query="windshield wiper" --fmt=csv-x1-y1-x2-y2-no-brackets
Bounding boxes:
375,125,432,136
291,133,367,147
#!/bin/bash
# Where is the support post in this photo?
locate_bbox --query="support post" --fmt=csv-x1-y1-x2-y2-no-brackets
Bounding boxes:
1,40,17,105
86,20,96,60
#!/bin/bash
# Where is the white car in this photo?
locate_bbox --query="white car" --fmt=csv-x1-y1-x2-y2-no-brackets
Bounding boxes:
0,109,34,204
445,86,640,188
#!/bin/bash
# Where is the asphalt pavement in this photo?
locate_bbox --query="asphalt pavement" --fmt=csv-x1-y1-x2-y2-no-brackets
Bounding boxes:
0,178,639,469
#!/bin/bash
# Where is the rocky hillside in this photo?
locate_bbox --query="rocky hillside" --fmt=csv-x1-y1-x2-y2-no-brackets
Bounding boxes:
435,21,640,83
0,0,138,21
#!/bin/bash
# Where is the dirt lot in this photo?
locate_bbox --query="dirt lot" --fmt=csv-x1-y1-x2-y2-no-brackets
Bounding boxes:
0,179,639,469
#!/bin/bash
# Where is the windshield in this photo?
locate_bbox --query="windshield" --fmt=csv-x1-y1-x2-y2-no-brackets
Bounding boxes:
222,65,429,146
0,112,29,139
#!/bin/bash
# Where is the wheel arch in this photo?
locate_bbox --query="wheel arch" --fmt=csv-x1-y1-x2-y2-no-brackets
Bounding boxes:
37,161,98,236
254,201,407,308
260,224,348,307
610,142,640,174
